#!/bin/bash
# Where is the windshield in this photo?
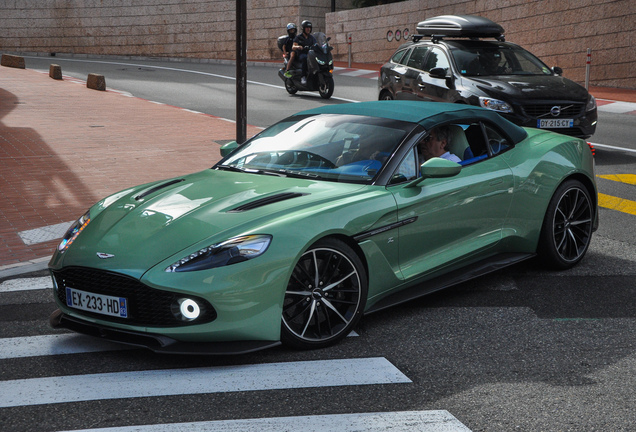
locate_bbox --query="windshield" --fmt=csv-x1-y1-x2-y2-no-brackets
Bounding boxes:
218,114,415,184
447,40,553,77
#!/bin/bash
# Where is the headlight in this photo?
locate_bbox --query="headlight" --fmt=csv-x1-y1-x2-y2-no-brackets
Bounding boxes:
586,95,597,112
57,210,91,253
165,234,272,272
479,97,513,113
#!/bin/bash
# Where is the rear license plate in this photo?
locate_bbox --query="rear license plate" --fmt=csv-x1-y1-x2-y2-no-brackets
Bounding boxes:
66,287,128,318
537,119,573,128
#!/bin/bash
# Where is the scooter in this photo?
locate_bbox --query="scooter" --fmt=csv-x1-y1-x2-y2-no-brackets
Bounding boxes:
277,32,334,99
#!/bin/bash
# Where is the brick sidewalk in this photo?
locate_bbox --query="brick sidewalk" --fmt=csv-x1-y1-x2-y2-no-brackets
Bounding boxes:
0,66,261,270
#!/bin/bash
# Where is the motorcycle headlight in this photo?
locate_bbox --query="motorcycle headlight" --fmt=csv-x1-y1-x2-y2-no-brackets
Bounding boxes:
586,95,597,112
479,97,513,113
57,210,91,253
165,235,272,273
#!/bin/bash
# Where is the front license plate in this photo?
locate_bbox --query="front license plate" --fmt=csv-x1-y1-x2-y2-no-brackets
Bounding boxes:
66,287,128,318
537,118,573,128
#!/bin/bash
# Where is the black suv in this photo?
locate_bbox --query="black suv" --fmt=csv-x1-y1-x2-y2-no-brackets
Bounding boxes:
378,15,597,138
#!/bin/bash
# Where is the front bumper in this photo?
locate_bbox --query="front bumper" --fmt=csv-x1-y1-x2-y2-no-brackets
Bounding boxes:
50,309,281,355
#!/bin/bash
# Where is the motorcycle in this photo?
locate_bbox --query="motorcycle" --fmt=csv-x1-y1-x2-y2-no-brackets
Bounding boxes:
277,32,335,99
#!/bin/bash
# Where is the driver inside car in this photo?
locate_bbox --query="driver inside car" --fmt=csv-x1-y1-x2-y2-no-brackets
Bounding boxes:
418,126,462,163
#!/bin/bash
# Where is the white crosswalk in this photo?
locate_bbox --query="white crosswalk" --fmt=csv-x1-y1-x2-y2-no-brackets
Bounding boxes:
0,275,473,432
59,411,472,432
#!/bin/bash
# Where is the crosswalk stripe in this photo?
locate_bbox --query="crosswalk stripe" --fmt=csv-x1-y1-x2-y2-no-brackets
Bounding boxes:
0,357,411,408
598,193,636,216
58,410,472,432
597,174,636,185
0,334,132,359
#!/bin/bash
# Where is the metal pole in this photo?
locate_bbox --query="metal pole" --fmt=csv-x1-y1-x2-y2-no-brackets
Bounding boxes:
585,48,591,91
236,0,247,144
348,33,352,68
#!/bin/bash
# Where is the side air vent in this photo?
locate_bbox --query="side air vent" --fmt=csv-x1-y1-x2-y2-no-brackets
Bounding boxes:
229,192,308,212
135,179,185,201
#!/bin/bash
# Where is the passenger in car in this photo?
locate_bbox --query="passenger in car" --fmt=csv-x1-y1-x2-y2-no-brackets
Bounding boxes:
418,126,461,163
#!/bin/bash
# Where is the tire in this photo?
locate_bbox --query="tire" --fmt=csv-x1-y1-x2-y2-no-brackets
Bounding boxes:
285,79,298,95
379,91,393,101
281,238,367,349
318,76,334,99
538,179,594,269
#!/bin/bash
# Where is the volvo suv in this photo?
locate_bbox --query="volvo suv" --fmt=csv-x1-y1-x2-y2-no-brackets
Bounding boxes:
378,15,597,138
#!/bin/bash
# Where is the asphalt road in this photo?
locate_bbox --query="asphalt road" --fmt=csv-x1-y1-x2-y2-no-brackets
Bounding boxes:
2,56,636,432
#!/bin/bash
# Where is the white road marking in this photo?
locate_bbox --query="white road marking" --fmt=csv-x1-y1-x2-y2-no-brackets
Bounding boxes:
591,142,636,154
0,334,131,359
0,276,52,292
17,221,73,245
597,101,636,114
0,357,411,408
59,410,472,432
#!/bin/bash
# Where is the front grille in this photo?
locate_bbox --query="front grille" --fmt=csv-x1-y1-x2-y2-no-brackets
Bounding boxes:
521,103,585,119
52,267,216,327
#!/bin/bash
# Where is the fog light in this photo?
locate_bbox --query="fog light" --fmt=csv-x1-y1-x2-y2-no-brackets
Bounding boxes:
172,298,201,321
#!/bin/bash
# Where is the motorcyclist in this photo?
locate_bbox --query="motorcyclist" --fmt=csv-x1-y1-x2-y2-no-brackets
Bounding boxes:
292,20,317,85
282,23,297,78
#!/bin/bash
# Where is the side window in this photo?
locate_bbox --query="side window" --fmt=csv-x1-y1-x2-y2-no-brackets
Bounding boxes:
406,46,429,70
391,48,409,65
423,47,450,72
483,124,511,155
390,147,418,184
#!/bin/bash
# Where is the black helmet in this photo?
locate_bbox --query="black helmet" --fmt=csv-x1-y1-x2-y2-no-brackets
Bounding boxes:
286,23,297,35
301,20,312,30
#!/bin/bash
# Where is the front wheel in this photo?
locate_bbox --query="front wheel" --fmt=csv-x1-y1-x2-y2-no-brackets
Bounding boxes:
538,179,594,269
318,75,334,99
281,238,367,349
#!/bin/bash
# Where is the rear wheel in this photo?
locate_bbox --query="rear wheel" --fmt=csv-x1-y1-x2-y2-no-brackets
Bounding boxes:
281,238,367,349
379,91,393,101
285,79,297,95
318,76,334,99
538,179,593,269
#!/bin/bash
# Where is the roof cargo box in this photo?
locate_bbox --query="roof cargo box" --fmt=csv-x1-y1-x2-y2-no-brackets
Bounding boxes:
416,15,504,39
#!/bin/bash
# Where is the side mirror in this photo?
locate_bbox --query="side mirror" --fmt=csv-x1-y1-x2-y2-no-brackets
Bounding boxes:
552,66,563,76
429,67,448,79
220,140,239,158
405,157,461,188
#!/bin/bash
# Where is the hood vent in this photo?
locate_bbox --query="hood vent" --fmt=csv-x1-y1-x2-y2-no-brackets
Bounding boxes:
229,192,308,212
135,179,185,201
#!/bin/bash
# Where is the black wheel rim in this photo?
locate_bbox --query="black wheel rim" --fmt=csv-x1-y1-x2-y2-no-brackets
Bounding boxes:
283,247,361,342
552,187,593,262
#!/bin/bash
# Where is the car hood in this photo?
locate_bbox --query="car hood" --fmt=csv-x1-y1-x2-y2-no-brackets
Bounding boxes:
53,169,368,277
467,75,590,102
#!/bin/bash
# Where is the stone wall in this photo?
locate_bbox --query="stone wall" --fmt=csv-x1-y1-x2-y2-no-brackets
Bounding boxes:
0,0,632,88
327,0,635,88
0,0,352,61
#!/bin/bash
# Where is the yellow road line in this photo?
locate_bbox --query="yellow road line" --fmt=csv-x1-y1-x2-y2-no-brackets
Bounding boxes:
598,193,636,216
597,174,636,185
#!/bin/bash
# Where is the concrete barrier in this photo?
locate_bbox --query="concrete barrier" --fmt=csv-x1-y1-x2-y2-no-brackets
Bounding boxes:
86,73,106,91
1,54,25,69
49,64,63,80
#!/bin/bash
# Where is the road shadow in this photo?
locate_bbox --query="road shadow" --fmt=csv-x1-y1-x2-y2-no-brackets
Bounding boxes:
0,87,98,264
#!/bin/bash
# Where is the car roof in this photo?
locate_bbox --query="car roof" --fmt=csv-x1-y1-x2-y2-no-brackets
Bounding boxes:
296,101,528,143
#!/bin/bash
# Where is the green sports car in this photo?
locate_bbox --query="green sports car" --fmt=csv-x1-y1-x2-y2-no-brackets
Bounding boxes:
49,101,598,354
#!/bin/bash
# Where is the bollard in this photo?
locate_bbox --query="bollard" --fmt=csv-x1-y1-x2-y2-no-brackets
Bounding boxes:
1,54,25,69
86,73,106,91
49,64,63,80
